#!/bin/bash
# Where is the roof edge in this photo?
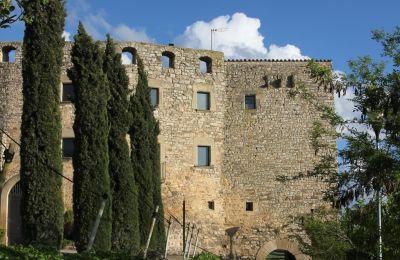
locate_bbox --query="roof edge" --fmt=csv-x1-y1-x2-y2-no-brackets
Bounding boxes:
225,59,331,62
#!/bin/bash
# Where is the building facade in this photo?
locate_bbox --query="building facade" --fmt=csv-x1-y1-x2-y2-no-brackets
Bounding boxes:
0,41,334,259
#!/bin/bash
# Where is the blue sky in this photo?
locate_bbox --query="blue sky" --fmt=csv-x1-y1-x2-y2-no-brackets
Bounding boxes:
1,0,398,73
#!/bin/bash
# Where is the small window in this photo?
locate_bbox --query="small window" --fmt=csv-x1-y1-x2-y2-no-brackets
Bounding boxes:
208,201,215,210
245,95,256,109
246,202,253,211
287,75,295,88
62,138,75,158
121,47,137,65
150,88,159,107
197,92,210,110
161,51,175,69
2,46,16,63
199,56,212,73
197,146,210,166
62,83,75,102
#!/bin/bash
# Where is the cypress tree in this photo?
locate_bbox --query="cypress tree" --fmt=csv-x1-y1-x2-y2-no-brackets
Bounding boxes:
129,57,166,251
68,23,111,252
20,0,65,248
104,35,140,252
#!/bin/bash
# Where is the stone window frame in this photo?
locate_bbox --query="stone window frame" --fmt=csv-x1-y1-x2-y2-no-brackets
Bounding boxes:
193,135,216,168
150,87,159,108
60,74,74,104
161,51,175,69
61,128,75,160
192,83,215,112
199,56,212,74
148,79,166,109
1,46,16,63
121,47,137,65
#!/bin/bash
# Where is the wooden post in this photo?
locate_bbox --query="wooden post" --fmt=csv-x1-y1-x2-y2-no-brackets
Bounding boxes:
87,193,108,251
185,224,195,259
192,229,200,258
164,216,172,259
144,205,159,259
182,199,186,257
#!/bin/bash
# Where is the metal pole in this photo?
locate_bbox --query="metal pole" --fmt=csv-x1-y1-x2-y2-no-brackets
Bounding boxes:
182,199,186,257
378,191,382,260
164,217,172,259
183,223,191,260
192,229,200,258
210,29,213,50
144,205,159,259
185,224,195,259
87,193,108,251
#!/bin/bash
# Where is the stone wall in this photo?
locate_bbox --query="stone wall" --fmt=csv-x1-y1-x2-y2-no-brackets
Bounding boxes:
0,40,335,258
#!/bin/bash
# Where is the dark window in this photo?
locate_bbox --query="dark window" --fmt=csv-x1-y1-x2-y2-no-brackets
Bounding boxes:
121,47,137,64
197,92,210,110
208,201,215,210
287,75,295,88
199,56,212,73
2,46,16,63
150,88,159,107
62,83,75,102
246,202,253,211
197,146,210,166
161,51,175,68
245,95,256,109
62,138,75,158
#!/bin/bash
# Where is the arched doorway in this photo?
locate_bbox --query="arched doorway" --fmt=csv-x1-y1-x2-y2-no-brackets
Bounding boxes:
7,181,22,244
266,249,296,260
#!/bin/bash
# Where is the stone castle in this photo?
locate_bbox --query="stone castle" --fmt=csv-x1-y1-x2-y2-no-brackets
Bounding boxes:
0,41,334,259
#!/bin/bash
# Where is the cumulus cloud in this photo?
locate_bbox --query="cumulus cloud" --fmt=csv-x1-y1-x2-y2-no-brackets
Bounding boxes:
81,11,154,42
175,12,308,59
62,31,71,41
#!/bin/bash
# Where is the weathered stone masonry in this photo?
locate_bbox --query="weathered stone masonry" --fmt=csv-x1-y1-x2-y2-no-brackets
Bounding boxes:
0,41,334,259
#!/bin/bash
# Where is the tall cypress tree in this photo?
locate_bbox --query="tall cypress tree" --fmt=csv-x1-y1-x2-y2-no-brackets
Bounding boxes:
104,35,140,252
129,57,166,251
20,0,65,248
68,23,111,252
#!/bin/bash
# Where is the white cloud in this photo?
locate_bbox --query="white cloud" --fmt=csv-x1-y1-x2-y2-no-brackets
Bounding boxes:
175,12,308,59
81,11,154,42
62,31,71,41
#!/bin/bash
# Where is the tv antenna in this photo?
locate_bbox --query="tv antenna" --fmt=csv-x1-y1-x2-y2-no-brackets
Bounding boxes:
211,28,229,51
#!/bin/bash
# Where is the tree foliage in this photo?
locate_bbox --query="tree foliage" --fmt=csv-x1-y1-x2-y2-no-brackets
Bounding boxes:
129,56,166,251
68,23,111,252
291,27,400,259
104,35,140,252
19,0,65,248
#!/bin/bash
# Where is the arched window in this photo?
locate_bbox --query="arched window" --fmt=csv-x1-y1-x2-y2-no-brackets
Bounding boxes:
199,56,212,73
121,47,137,65
161,51,175,69
2,46,16,63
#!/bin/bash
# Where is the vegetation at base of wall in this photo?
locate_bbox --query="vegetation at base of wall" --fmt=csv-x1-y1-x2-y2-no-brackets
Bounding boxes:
63,210,74,241
68,23,111,252
193,252,222,260
104,35,140,252
19,0,65,248
129,56,166,250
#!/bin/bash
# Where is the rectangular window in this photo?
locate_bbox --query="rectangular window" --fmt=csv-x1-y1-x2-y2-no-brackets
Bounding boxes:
245,95,256,109
197,92,210,110
150,88,159,107
208,201,215,210
246,202,253,211
62,138,75,158
197,146,210,166
62,83,75,102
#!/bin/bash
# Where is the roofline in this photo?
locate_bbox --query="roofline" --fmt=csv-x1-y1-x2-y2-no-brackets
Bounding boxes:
225,59,331,62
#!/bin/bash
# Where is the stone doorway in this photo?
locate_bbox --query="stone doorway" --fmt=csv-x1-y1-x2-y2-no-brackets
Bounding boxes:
7,181,22,245
266,249,296,260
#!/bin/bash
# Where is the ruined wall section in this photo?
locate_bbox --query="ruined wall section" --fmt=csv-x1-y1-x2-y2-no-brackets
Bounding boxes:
0,42,23,181
223,60,334,257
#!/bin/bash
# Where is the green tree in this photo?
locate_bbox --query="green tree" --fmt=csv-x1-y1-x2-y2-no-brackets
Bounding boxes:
19,0,65,248
104,35,140,252
0,0,23,28
129,57,166,251
290,27,400,259
68,23,111,252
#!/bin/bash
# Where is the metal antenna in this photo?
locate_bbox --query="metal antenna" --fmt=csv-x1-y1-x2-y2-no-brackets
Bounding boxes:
210,28,229,51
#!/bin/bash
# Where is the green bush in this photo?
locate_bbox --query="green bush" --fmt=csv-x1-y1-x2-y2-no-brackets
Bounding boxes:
0,245,62,259
64,210,74,241
193,252,221,260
